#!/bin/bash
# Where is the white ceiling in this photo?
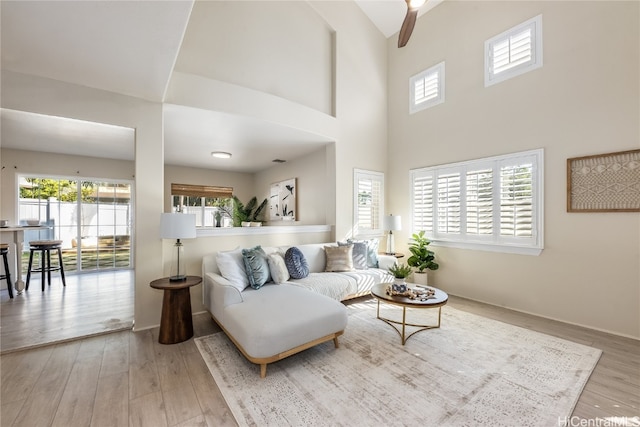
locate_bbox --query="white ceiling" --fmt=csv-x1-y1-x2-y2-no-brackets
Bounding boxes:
0,0,438,173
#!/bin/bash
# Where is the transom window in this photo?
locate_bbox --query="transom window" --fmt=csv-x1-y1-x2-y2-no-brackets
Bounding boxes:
410,62,445,114
410,149,544,255
485,15,543,87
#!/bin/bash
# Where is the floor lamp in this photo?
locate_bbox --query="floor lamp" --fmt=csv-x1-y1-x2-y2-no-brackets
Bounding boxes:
160,213,196,282
383,214,401,255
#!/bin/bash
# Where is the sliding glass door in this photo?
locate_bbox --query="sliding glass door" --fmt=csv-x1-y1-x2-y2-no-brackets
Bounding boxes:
18,176,134,273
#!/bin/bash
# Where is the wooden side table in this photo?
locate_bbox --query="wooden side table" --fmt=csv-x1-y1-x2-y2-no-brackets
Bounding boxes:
150,275,202,344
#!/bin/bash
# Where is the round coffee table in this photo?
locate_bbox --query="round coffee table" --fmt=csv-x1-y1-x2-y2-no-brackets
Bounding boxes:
370,282,448,345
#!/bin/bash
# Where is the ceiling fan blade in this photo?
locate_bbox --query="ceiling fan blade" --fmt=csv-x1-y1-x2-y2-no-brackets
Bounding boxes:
398,7,419,48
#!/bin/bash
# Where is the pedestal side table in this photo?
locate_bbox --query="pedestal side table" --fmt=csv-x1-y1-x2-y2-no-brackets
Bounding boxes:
150,275,202,344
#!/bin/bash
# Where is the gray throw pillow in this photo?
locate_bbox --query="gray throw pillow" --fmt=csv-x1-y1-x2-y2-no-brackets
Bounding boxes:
348,238,379,268
337,241,368,270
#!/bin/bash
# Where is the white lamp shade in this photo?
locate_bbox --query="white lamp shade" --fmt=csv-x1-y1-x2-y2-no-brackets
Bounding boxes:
160,213,196,239
383,215,402,231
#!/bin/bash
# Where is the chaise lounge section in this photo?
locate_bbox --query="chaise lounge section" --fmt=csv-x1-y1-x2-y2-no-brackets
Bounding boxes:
202,242,396,377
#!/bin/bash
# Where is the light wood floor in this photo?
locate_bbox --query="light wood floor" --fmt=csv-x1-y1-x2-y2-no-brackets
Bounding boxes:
1,295,638,426
1,270,134,354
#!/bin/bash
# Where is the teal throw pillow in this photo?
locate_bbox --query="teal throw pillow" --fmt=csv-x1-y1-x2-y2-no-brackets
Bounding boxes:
242,246,270,289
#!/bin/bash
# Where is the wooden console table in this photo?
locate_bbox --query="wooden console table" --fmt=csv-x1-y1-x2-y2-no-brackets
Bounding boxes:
150,275,201,344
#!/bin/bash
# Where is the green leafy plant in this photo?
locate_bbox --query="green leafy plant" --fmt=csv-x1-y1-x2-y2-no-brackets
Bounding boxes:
407,230,439,273
388,262,413,279
231,196,268,226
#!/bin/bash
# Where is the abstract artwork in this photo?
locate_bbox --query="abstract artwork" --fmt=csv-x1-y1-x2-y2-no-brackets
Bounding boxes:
270,178,297,221
567,149,640,212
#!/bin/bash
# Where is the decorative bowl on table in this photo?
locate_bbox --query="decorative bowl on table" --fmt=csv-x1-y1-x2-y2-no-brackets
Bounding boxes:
25,219,40,226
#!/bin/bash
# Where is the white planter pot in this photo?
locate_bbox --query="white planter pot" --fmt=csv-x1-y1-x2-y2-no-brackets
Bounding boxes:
412,271,428,286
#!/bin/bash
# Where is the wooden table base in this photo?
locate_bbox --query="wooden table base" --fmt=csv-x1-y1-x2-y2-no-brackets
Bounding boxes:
159,287,193,344
150,276,201,345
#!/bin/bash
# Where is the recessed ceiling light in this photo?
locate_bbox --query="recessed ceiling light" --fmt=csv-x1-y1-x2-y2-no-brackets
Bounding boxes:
211,151,232,159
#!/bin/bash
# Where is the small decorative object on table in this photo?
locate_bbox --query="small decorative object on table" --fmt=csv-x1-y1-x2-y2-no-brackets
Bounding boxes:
386,284,436,301
388,262,412,293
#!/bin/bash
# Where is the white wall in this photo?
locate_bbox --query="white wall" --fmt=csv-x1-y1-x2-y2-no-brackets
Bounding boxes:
176,1,334,116
309,1,389,241
255,146,330,226
387,1,640,338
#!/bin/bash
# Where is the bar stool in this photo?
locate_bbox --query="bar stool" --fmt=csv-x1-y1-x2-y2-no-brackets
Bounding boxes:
0,243,13,298
26,240,66,291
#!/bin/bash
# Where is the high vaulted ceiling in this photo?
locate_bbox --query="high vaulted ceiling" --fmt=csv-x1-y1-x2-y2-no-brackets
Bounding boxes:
1,0,440,173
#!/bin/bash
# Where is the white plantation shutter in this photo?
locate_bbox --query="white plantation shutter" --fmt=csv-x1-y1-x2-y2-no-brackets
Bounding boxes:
500,164,533,237
354,169,384,236
410,149,543,255
411,171,434,233
410,62,445,114
491,28,532,75
415,72,439,104
466,169,493,236
485,15,542,87
437,173,461,234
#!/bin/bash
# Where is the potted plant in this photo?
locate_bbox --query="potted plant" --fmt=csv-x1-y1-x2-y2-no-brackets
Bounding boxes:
388,262,412,292
231,196,268,227
407,230,439,286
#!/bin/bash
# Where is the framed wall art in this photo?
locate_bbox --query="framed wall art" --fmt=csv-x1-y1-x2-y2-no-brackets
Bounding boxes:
567,149,640,212
270,178,297,221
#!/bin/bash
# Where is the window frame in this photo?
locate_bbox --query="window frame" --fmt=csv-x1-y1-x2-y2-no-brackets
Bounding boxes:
409,61,445,114
353,168,384,238
484,14,543,87
410,149,544,255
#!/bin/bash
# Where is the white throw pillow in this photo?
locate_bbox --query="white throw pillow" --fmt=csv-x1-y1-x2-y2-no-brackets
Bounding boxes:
216,248,249,291
267,253,290,284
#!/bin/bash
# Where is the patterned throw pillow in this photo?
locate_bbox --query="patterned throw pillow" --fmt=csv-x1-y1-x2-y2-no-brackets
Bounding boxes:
267,252,290,284
348,238,379,268
284,246,310,279
324,245,354,272
242,246,271,289
337,241,368,270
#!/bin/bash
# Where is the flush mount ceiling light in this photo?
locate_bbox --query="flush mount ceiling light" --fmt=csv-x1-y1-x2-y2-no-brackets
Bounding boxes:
211,151,232,159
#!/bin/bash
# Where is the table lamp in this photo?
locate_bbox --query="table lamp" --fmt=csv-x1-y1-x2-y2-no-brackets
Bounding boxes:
160,213,196,281
383,214,401,255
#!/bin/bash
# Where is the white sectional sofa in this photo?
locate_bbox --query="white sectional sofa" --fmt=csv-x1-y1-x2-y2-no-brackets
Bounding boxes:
202,242,396,377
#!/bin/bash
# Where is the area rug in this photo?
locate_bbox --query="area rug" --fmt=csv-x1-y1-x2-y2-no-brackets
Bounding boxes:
195,300,602,427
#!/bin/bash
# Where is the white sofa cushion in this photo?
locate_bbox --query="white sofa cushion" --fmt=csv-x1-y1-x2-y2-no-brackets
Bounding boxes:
287,272,358,301
223,284,348,359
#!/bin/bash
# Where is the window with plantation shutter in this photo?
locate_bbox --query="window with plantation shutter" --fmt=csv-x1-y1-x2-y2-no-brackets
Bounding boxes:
410,149,544,255
410,62,445,114
354,169,384,237
485,15,542,87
